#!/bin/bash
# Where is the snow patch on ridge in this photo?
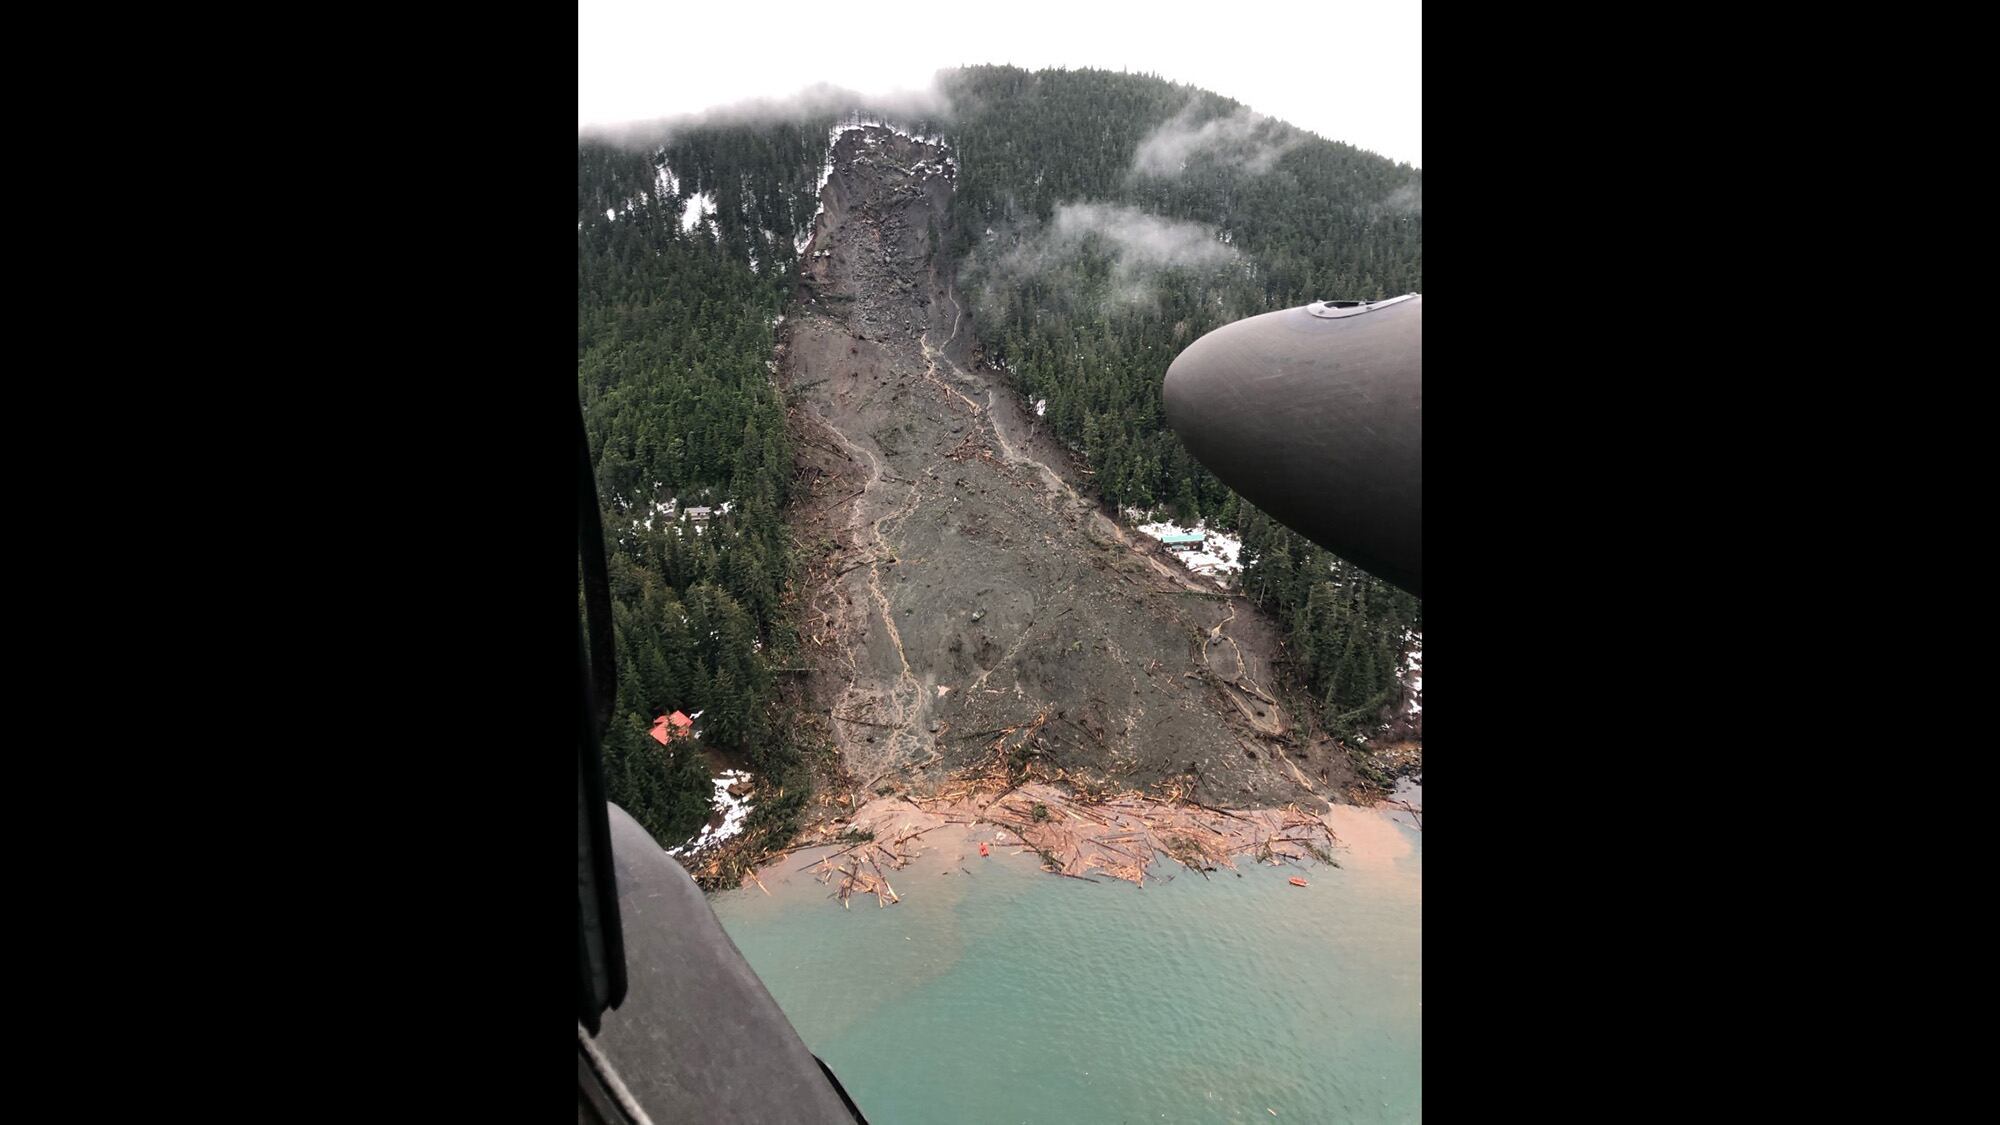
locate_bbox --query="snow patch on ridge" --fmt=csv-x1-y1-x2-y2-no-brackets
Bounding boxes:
681,191,716,232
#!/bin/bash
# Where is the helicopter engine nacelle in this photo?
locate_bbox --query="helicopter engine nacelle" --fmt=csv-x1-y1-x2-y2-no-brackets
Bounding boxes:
1163,295,1421,598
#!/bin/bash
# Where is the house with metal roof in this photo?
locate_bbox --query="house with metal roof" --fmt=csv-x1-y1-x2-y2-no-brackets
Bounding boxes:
649,711,695,746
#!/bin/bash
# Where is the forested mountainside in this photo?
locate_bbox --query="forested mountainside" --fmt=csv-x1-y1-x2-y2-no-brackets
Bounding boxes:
939,66,1422,735
579,66,1421,856
578,132,813,847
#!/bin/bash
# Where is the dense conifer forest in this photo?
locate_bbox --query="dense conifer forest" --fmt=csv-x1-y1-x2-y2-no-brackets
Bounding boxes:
578,131,816,847
940,66,1422,739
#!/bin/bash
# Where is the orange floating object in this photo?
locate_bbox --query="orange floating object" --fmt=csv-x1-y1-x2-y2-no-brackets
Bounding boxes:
979,842,990,857
1289,877,1309,887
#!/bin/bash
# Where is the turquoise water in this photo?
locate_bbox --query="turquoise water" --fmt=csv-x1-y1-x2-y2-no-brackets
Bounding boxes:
712,797,1421,1123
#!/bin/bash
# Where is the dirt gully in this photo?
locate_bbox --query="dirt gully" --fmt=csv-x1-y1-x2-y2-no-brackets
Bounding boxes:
780,126,1354,811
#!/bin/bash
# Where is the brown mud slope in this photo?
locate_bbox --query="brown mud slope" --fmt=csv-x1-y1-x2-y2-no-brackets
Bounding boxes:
782,127,1354,808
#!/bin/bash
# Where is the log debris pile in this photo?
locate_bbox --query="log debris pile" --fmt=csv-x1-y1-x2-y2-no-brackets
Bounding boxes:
916,780,1340,888
768,767,1340,904
798,822,963,908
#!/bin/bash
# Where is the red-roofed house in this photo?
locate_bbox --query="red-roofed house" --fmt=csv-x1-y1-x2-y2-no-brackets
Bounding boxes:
648,711,694,746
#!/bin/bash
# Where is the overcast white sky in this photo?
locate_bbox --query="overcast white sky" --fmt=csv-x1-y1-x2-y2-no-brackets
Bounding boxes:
578,0,1421,169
